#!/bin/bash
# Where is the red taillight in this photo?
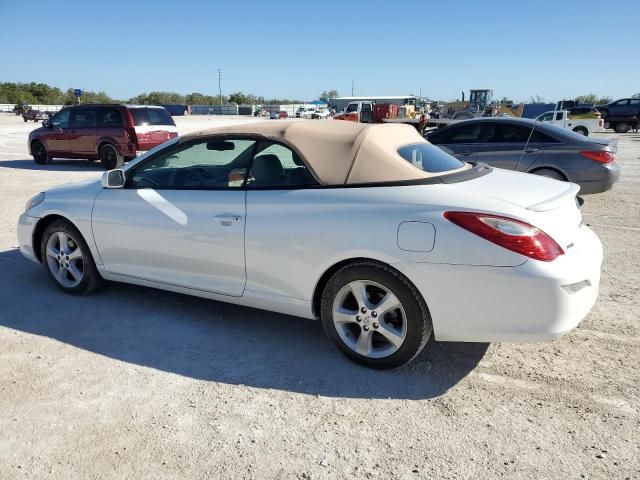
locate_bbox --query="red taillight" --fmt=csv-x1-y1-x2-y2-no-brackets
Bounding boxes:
580,150,614,164
443,211,564,262
169,132,178,139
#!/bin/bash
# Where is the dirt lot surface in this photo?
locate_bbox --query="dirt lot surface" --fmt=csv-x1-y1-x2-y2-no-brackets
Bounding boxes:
0,113,638,479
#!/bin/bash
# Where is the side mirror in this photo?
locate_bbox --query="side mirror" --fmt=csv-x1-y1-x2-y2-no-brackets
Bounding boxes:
101,169,125,188
42,119,50,128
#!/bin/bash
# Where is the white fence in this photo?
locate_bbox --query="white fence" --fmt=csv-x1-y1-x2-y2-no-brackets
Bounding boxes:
0,104,65,113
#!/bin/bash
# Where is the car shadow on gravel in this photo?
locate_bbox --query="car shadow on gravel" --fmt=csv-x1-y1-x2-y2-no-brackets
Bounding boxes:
0,158,104,172
0,248,487,399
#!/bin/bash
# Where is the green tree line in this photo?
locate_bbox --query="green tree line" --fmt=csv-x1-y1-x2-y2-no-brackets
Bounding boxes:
0,83,307,106
0,82,116,105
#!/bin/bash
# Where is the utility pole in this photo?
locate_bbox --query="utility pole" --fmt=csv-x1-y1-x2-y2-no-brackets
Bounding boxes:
351,80,355,96
218,68,223,106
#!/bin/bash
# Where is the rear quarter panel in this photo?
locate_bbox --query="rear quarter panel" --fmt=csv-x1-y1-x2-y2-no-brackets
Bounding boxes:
245,185,528,301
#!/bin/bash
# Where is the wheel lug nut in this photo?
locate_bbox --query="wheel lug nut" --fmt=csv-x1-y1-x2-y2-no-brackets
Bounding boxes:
361,307,367,313
373,323,379,329
356,316,361,322
363,325,369,331
371,311,377,318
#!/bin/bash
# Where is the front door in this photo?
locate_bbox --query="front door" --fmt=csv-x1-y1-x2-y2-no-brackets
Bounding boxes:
474,122,544,171
46,109,70,155
429,122,483,161
91,137,256,296
68,108,98,158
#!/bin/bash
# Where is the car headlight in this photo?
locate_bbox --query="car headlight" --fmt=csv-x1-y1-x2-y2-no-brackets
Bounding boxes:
25,192,45,212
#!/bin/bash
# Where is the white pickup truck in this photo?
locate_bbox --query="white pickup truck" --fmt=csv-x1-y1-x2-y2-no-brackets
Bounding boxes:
536,110,604,136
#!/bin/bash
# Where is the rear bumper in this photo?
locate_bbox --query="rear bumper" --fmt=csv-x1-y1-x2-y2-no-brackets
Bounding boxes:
400,225,603,342
577,162,621,195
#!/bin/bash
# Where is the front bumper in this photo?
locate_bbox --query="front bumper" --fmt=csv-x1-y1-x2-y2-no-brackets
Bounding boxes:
18,213,39,263
400,224,603,342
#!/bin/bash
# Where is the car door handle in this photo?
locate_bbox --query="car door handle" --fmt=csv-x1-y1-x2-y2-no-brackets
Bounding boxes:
215,214,242,226
524,147,539,153
458,150,475,156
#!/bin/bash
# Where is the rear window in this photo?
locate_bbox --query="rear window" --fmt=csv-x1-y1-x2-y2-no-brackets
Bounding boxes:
129,108,175,126
398,143,465,173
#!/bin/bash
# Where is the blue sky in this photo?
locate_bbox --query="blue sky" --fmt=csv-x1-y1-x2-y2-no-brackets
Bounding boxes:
1,0,638,102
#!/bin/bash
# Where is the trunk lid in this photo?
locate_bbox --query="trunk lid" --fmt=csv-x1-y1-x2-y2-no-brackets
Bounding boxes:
459,168,582,250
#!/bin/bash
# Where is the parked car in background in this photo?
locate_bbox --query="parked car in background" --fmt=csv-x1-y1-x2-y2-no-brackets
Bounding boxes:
311,109,331,119
22,108,46,122
28,105,178,169
19,121,603,369
425,117,620,194
270,111,288,119
296,105,317,118
536,109,604,136
596,98,640,133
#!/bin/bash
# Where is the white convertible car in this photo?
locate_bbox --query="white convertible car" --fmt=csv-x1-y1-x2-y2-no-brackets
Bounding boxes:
18,121,603,369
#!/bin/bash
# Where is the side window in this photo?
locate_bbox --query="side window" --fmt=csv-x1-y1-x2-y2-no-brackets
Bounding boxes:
98,108,123,128
248,141,317,188
538,112,553,122
489,124,531,143
52,110,70,129
130,138,256,189
629,99,640,106
613,100,628,107
437,124,483,144
555,112,563,121
70,109,97,128
531,130,560,143
346,103,358,113
361,103,372,112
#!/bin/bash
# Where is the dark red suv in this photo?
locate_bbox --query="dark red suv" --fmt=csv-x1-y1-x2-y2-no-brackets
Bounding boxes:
29,105,178,169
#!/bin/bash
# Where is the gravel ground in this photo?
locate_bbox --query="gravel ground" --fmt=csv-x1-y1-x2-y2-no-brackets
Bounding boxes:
0,113,638,480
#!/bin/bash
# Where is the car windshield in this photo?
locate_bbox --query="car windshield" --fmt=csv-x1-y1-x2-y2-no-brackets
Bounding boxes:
130,108,175,126
397,143,465,173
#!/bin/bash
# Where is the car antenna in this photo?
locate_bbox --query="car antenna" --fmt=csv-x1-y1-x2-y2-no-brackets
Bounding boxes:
516,115,542,172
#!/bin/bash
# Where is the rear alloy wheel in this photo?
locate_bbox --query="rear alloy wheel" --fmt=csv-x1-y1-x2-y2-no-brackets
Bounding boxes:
99,144,123,170
41,220,103,295
321,261,432,369
32,141,49,165
532,168,565,181
615,122,630,134
572,126,588,136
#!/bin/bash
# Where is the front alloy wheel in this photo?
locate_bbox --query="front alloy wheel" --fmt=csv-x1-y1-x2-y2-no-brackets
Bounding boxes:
41,220,103,295
45,232,84,288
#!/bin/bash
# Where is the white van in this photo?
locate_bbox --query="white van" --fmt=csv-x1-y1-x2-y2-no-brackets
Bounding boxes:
296,105,317,118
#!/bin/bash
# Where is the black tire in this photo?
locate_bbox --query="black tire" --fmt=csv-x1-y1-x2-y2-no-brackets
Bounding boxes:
99,143,123,170
615,122,630,134
40,219,104,295
572,126,588,136
320,260,432,369
32,140,50,165
532,168,565,181
23,117,27,122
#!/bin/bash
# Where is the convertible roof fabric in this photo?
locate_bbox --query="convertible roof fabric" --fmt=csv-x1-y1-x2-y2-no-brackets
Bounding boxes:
181,120,453,185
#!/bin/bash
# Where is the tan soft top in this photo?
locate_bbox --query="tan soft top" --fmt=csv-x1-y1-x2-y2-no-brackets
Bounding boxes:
181,120,460,185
